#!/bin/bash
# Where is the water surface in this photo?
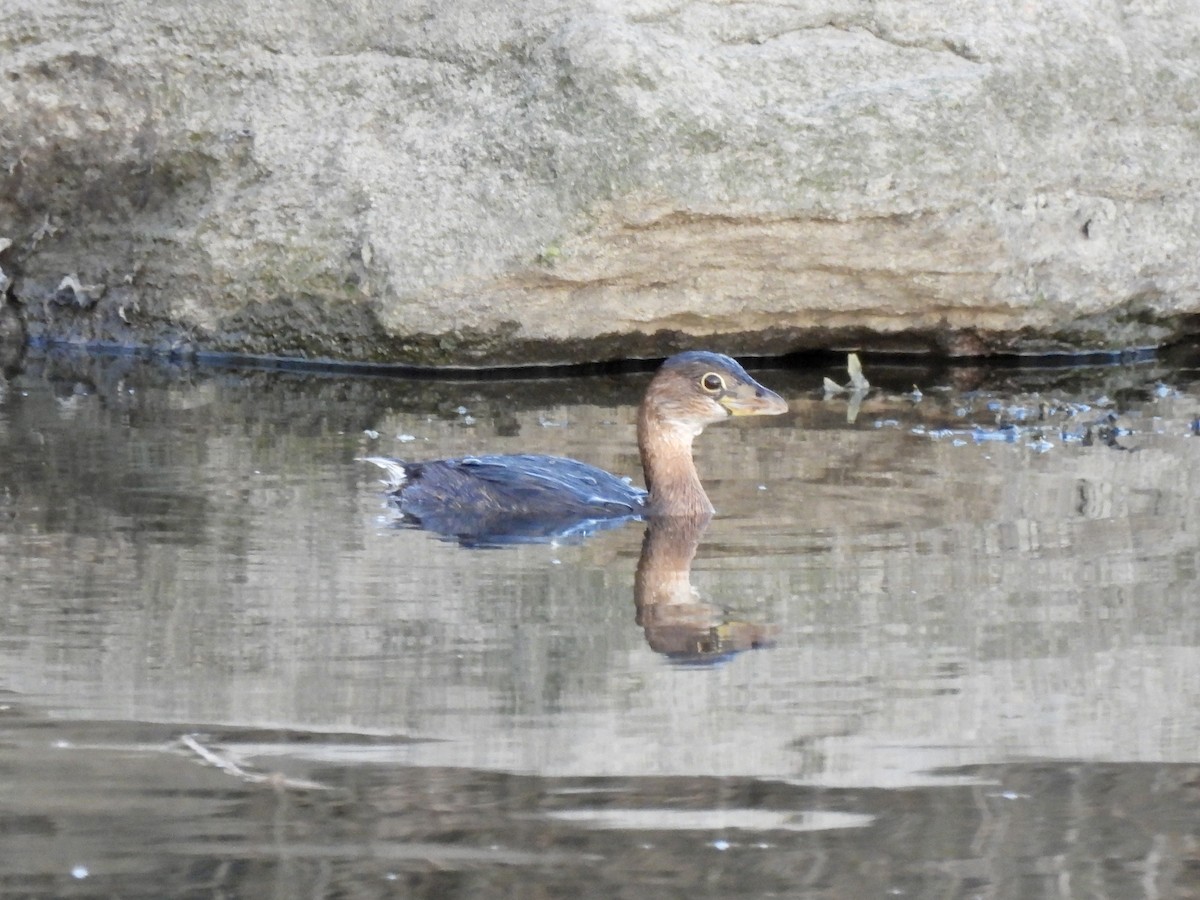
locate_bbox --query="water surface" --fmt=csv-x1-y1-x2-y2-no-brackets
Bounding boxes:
2,348,1199,898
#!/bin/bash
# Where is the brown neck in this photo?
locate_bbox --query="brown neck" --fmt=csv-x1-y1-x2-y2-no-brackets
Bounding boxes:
634,513,712,609
637,403,715,517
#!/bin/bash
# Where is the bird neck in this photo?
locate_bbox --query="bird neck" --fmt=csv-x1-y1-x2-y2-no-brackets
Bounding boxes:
637,406,716,517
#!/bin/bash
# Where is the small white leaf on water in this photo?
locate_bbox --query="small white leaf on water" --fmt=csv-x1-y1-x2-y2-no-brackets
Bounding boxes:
847,353,869,391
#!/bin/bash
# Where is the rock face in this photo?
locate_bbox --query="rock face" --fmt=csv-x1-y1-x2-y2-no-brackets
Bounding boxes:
3,0,1200,365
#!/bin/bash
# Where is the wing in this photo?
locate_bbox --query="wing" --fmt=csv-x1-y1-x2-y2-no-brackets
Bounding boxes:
451,454,646,514
386,454,646,545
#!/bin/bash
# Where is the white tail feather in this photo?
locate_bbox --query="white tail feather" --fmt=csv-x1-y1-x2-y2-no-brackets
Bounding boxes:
358,456,408,488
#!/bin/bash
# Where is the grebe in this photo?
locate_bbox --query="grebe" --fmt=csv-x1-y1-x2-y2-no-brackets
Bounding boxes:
364,351,787,544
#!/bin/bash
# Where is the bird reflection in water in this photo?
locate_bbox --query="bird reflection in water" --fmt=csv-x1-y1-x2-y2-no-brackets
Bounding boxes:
373,506,778,664
635,513,777,665
364,351,785,663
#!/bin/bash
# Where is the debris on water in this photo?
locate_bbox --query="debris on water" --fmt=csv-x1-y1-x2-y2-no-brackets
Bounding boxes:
397,433,417,442
177,733,330,791
363,429,380,440
820,355,868,393
1082,420,1133,449
990,403,1031,423
53,274,104,309
824,354,871,423
823,353,870,395
847,354,869,391
822,366,1183,457
972,426,1018,443
989,790,1027,801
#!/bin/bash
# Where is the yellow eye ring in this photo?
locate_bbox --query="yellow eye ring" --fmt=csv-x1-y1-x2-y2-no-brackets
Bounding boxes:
701,372,725,393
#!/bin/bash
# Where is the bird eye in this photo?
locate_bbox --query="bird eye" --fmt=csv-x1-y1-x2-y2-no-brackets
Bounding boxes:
701,372,725,393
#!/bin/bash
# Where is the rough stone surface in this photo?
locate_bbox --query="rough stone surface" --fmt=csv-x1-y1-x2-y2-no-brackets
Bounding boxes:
3,0,1200,365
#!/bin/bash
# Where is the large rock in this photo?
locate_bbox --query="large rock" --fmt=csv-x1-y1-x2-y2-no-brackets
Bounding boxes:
2,0,1199,364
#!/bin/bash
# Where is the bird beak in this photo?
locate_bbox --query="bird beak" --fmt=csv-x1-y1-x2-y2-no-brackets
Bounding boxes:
719,382,788,417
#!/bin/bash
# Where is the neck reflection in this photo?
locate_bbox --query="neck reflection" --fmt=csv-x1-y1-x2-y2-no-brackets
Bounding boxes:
634,514,777,665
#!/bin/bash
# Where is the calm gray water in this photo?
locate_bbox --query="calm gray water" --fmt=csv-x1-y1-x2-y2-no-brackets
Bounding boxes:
2,347,1199,898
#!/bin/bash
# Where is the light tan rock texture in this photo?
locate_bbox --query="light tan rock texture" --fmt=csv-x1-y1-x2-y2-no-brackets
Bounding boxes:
2,0,1200,364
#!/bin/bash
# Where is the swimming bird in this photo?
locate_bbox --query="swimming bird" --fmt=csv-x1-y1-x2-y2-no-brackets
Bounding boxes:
364,351,787,544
